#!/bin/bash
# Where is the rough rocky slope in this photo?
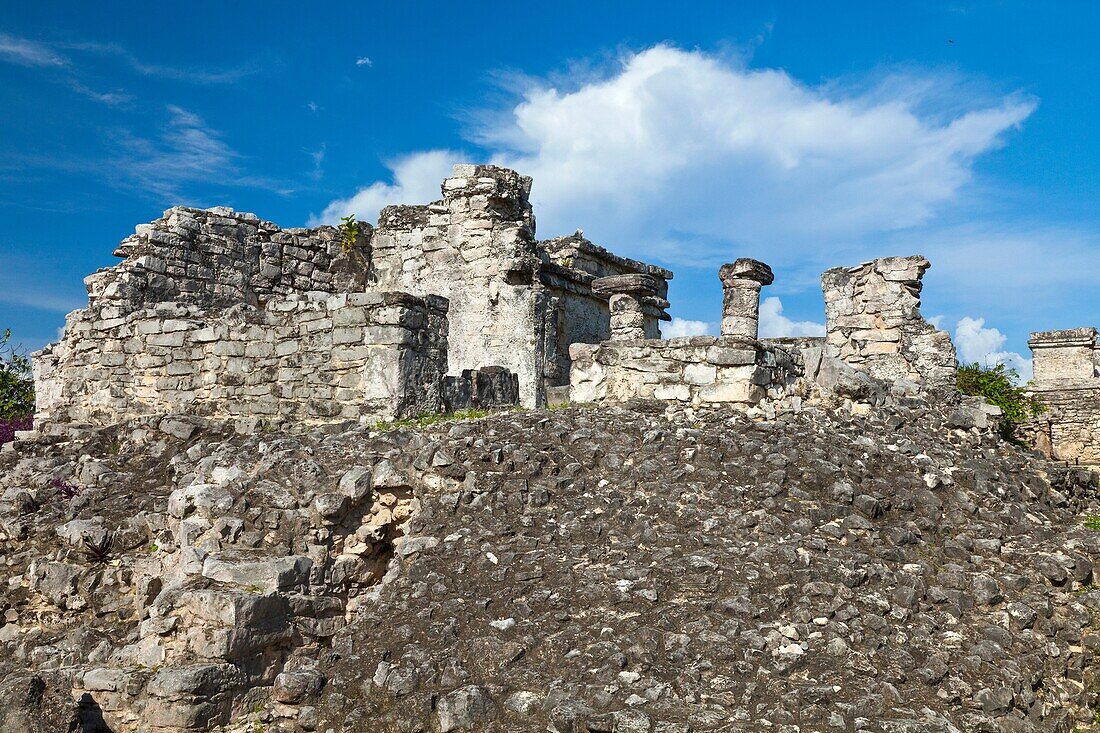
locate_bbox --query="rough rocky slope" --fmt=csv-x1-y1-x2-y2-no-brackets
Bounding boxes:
1,398,1098,732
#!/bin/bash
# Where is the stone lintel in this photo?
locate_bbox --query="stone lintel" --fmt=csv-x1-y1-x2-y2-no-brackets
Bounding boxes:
591,274,660,298
1028,327,1097,350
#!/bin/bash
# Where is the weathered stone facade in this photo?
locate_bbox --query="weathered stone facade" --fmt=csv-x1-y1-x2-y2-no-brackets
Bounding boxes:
39,165,671,420
570,261,802,408
34,292,448,426
1024,327,1100,465
84,206,367,311
822,255,956,390
569,336,803,406
369,165,671,405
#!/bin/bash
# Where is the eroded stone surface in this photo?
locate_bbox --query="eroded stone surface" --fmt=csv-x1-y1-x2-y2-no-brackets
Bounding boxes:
822,255,957,390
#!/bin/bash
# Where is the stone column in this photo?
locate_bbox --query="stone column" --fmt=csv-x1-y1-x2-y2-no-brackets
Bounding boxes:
592,274,660,341
719,259,774,339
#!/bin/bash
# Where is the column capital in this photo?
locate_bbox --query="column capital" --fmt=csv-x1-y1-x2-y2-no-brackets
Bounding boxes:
719,259,774,287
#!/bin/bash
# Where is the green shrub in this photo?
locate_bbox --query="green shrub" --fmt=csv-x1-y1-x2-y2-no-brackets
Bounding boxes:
956,361,1043,440
0,329,34,420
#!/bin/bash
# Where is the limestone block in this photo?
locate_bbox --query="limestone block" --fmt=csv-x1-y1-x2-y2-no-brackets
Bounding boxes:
699,381,765,403
201,551,313,592
683,363,717,385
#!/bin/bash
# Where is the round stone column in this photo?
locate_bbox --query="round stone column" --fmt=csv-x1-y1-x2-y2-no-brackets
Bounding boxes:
719,259,774,339
592,274,660,341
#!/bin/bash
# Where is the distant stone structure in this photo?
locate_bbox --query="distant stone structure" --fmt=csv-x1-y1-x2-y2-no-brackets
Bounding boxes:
33,159,971,430
33,165,670,427
822,256,956,391
367,165,670,406
569,254,956,409
1024,327,1100,465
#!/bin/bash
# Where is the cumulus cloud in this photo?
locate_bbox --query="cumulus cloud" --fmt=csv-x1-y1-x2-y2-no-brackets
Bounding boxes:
321,45,1034,266
953,316,1032,382
758,297,826,338
662,318,715,338
312,150,465,225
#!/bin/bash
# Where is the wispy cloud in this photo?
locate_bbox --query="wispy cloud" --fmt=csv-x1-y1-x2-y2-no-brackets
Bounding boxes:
0,32,261,87
109,105,294,200
114,105,239,198
356,56,373,67
62,40,262,84
0,31,67,67
67,80,132,106
307,101,319,112
308,143,326,181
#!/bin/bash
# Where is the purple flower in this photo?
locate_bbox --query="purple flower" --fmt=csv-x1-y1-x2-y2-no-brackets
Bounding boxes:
49,478,82,501
0,414,32,445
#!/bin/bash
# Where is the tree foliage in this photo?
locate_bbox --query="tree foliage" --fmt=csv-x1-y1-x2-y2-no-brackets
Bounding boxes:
956,361,1044,439
0,329,35,420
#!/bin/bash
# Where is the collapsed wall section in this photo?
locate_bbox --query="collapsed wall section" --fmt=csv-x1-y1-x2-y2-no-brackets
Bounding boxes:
822,256,956,390
1025,327,1100,465
84,206,371,312
569,336,802,407
33,292,448,427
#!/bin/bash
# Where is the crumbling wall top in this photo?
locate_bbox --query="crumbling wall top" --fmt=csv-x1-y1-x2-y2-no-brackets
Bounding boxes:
822,254,955,389
86,205,370,313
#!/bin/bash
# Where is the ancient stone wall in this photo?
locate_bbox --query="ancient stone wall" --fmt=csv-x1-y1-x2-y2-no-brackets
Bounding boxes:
822,256,956,390
37,165,671,422
569,336,802,406
368,166,548,406
1025,327,1100,465
34,292,448,427
368,166,671,406
84,206,370,312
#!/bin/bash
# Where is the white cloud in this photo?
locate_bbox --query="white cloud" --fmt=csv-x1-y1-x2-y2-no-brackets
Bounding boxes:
308,144,325,181
953,316,1032,382
322,45,1033,270
663,317,715,338
116,105,240,198
759,296,826,338
356,57,373,67
311,150,465,225
0,32,67,67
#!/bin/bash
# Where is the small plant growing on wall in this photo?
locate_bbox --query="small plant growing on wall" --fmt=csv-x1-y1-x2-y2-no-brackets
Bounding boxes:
339,214,360,255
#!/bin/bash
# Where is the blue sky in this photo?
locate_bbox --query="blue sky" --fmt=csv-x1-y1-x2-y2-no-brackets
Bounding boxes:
2,1,1099,379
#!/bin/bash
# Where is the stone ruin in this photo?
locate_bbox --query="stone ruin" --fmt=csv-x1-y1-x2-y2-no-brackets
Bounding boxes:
14,165,1100,733
569,255,958,412
32,165,671,429
1023,327,1100,464
35,160,1098,459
